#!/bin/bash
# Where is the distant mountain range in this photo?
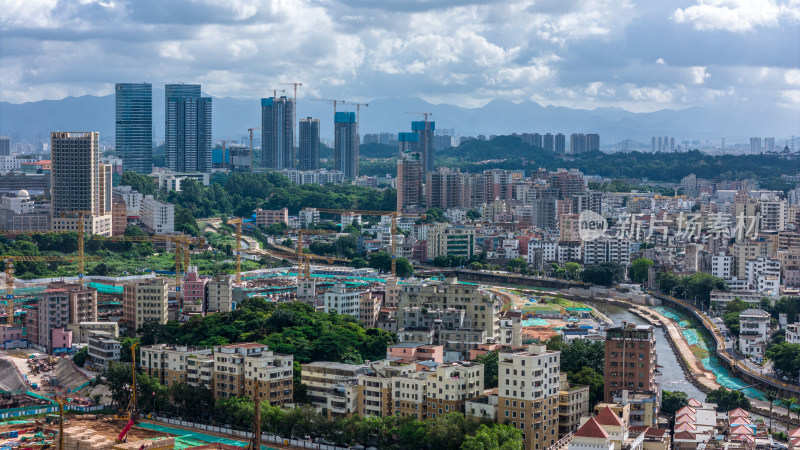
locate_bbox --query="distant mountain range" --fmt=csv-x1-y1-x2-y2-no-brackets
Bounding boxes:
1,92,797,146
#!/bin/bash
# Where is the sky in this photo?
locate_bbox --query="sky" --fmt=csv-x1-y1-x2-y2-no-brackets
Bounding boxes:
1,0,799,112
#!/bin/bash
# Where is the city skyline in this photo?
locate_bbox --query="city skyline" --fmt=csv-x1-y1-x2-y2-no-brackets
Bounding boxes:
1,0,798,118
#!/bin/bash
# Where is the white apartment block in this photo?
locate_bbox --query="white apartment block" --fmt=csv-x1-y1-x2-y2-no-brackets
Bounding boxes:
786,323,800,344
497,344,563,450
299,208,320,228
113,186,143,214
0,155,21,173
140,195,175,235
528,241,557,263
122,278,169,333
711,253,733,279
583,238,631,266
746,257,781,295
759,200,786,232
324,283,364,317
738,308,770,356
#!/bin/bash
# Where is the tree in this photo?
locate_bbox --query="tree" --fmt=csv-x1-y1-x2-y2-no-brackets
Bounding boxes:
506,258,527,273
350,257,368,269
564,262,581,280
89,262,109,276
423,208,447,223
569,367,604,407
705,388,751,412
474,351,498,388
765,343,800,375
121,171,158,196
581,263,624,286
630,258,654,284
461,424,523,450
466,210,481,221
395,258,415,278
368,251,392,273
661,390,689,416
765,390,778,432
72,347,88,367
174,207,199,236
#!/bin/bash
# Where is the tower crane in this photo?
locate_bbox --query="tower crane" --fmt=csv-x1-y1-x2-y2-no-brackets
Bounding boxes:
58,210,94,282
312,98,346,115
247,127,261,169
91,235,205,313
1,255,100,324
280,82,302,152
227,218,243,285
315,209,425,278
216,140,236,169
289,229,338,280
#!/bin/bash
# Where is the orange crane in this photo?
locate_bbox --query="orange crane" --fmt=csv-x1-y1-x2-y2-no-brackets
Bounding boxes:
2,255,100,324
216,140,236,169
315,209,425,278
247,127,261,169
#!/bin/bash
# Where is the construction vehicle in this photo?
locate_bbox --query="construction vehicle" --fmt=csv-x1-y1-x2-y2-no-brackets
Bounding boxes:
114,342,153,444
2,255,101,324
315,209,425,278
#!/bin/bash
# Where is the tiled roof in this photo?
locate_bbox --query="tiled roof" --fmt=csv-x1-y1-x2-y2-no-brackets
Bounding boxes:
688,398,703,407
574,418,610,439
595,406,624,427
728,407,750,418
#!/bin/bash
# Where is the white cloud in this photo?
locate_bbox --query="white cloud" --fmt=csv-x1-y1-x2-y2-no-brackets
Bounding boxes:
672,0,798,32
785,69,800,86
628,85,675,103
690,66,710,84
655,58,666,65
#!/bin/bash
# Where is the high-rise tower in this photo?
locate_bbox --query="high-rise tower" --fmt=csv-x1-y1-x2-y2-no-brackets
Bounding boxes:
397,132,424,212
115,83,152,173
262,96,295,169
411,120,435,172
298,117,320,170
334,112,358,178
165,84,212,173
50,132,112,235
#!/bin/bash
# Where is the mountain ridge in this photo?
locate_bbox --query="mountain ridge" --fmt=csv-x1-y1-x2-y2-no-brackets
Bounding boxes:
1,94,797,145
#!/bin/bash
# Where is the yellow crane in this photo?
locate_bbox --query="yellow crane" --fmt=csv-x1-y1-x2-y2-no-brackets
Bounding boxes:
1,255,100,324
290,229,338,280
316,209,425,278
57,210,94,281
91,235,205,312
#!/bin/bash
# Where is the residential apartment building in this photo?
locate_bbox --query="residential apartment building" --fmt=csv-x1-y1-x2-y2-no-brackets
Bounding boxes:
207,275,233,312
298,117,320,170
140,344,213,387
241,345,294,406
25,288,70,352
497,344,563,450
302,361,370,419
122,278,169,333
48,282,98,324
334,112,358,178
738,308,770,356
214,343,292,403
140,195,175,235
558,372,591,438
165,84,212,173
115,83,153,174
603,323,658,402
427,223,477,261
254,208,288,227
86,330,121,368
426,361,484,418
786,323,800,344
49,131,112,236
261,96,295,170
584,238,632,266
426,168,467,210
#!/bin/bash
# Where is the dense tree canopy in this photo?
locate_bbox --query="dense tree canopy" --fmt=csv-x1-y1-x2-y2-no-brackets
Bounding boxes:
705,388,751,412
661,390,689,416
580,262,624,286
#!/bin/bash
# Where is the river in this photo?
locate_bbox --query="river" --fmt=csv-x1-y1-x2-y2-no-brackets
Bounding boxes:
585,301,707,401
